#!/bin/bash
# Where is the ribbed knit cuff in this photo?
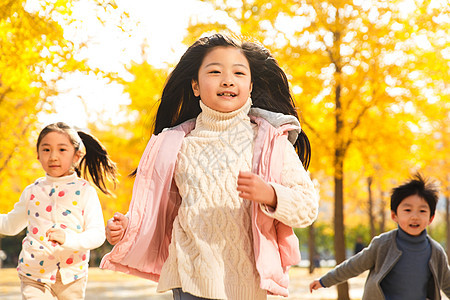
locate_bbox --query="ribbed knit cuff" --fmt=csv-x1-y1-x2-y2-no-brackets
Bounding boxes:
319,278,325,288
261,182,295,221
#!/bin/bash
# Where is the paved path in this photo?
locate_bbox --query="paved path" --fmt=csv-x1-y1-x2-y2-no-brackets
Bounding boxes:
1,267,448,299
0,267,362,300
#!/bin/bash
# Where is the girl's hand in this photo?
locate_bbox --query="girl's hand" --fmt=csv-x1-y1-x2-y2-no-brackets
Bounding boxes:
237,171,277,208
106,212,129,245
309,280,323,292
46,228,66,245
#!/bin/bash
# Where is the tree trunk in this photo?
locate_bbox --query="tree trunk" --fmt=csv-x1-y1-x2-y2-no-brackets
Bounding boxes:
334,169,349,299
309,224,316,274
0,118,35,174
378,190,387,234
367,177,376,238
334,78,350,300
446,193,450,261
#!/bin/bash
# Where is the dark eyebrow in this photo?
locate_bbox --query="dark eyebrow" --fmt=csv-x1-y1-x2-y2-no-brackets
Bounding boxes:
204,62,249,70
401,203,429,209
40,143,70,147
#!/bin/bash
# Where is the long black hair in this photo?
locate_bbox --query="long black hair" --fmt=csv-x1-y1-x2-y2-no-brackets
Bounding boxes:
153,33,311,169
37,122,118,194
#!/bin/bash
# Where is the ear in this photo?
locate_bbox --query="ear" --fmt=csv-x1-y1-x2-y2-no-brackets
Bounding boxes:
192,79,200,97
428,215,435,225
390,211,398,223
73,150,82,165
249,82,253,95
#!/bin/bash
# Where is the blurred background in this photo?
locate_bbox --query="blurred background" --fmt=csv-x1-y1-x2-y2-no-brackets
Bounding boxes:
0,1,449,299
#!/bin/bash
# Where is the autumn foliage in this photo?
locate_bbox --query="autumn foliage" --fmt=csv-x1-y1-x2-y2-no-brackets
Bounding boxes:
1,3,449,297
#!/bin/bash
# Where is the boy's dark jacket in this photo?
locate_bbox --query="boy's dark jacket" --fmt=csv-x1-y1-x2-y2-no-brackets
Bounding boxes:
320,229,450,300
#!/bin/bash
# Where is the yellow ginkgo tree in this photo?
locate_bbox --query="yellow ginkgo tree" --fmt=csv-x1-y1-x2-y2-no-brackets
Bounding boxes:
0,0,130,259
0,0,87,212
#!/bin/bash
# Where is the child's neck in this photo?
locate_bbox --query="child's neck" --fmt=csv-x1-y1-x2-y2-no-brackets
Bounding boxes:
45,172,77,182
397,225,427,242
197,98,252,132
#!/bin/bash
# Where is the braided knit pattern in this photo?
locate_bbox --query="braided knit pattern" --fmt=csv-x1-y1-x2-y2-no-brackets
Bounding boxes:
157,99,267,299
157,98,319,299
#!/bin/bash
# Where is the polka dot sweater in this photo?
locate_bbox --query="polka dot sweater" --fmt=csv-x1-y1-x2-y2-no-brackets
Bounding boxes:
0,173,106,284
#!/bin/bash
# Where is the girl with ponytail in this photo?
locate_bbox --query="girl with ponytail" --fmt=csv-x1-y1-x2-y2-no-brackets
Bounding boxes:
0,121,117,300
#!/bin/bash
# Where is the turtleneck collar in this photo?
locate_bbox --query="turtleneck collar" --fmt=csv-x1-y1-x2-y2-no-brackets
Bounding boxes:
196,98,252,132
44,172,77,184
397,225,429,251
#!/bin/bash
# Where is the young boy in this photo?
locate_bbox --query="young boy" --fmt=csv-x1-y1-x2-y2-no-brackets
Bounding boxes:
310,173,450,300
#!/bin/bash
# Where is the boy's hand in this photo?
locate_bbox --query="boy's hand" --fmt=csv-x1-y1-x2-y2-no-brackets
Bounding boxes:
106,212,128,245
309,280,324,292
237,171,277,208
46,228,66,245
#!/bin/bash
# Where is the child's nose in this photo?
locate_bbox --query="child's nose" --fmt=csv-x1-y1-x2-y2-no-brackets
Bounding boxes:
222,81,234,87
49,151,57,160
411,212,420,219
221,74,234,86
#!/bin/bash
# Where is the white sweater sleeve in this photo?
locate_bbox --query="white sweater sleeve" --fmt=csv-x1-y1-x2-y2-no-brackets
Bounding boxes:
261,138,319,228
0,189,29,235
62,186,106,251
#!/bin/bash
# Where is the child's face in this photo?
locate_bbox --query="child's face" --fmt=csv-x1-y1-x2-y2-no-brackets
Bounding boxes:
37,131,80,177
192,46,253,113
391,194,434,236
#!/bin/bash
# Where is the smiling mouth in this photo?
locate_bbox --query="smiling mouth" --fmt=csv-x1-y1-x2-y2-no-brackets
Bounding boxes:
409,224,420,228
218,92,236,97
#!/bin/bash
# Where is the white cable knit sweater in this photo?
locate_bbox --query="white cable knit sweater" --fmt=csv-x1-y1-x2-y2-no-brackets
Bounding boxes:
157,99,318,299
